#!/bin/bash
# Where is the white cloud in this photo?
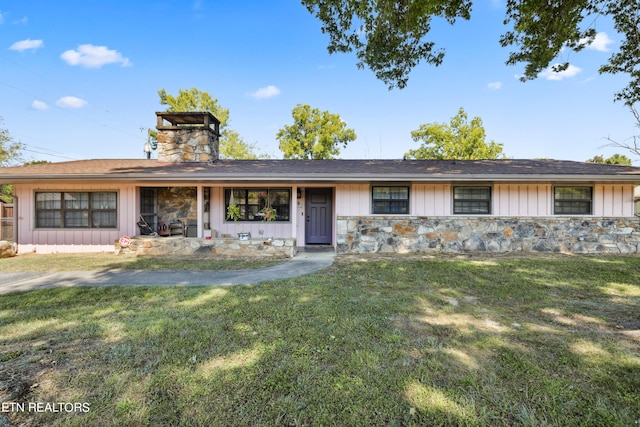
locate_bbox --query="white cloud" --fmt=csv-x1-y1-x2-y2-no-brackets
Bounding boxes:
587,32,614,52
248,85,281,99
56,96,87,109
31,100,48,110
9,39,43,51
541,63,582,81
487,81,502,90
60,44,131,68
0,11,5,24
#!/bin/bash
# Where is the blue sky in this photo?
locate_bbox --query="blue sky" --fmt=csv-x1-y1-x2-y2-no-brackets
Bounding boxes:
1,1,637,163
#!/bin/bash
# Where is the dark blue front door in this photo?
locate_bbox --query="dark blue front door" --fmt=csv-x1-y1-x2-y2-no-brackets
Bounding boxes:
305,188,333,244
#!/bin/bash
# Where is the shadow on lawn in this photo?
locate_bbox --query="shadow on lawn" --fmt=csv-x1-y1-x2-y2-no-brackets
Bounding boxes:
1,255,639,426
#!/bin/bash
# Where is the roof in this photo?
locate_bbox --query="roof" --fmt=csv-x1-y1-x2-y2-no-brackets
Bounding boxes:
2,158,640,183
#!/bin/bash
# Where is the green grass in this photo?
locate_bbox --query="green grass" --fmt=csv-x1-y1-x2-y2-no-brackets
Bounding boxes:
0,252,283,272
1,254,639,426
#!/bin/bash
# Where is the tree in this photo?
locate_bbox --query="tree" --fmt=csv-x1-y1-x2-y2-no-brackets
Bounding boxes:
277,104,357,159
0,117,24,197
0,117,23,167
157,88,267,159
404,107,505,160
603,105,640,162
586,153,632,165
302,0,640,105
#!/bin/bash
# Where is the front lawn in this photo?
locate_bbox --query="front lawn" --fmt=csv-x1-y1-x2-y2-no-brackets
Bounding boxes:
1,255,639,426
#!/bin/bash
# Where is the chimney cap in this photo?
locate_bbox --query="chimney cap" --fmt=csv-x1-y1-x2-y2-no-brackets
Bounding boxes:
156,111,220,129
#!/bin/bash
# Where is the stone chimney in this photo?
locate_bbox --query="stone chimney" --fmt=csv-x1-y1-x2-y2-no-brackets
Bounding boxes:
155,111,221,162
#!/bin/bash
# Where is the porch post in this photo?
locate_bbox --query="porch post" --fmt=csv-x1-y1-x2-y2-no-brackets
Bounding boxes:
197,185,204,238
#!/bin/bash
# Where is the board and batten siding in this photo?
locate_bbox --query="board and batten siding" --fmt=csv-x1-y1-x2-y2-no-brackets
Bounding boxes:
593,184,635,217
13,183,137,254
335,184,369,216
493,184,551,216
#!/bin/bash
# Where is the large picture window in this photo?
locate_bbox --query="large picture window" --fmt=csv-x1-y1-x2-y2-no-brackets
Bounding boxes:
453,186,492,214
372,186,409,214
35,192,117,228
224,188,290,221
554,186,592,215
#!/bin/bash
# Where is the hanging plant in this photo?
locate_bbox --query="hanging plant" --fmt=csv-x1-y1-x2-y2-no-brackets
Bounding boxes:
226,204,241,222
261,206,277,222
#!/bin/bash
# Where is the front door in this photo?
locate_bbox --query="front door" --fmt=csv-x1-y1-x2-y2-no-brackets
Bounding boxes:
305,188,333,245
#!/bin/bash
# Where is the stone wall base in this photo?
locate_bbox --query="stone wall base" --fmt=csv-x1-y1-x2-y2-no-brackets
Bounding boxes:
337,216,640,255
115,236,297,258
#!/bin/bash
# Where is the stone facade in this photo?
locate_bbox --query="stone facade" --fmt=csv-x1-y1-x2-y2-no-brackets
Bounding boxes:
337,216,640,255
115,236,297,258
157,187,197,223
157,128,218,163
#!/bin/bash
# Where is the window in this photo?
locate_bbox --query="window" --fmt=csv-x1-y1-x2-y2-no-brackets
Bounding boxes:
372,186,409,214
453,186,491,214
35,192,117,228
225,188,290,221
554,186,592,215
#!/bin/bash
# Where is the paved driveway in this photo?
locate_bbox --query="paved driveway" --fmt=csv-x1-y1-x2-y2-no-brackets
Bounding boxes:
0,251,335,295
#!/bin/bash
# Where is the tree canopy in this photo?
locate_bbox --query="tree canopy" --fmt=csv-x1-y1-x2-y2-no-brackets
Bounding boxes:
276,104,357,159
302,0,640,105
404,107,505,160
0,117,23,167
157,88,267,159
586,153,632,165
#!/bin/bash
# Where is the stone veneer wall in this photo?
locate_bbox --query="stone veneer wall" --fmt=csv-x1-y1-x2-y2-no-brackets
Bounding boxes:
115,236,297,258
337,216,640,254
157,187,197,222
157,128,218,162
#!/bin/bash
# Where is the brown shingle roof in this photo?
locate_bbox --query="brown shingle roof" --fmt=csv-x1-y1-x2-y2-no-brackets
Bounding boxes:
1,158,640,183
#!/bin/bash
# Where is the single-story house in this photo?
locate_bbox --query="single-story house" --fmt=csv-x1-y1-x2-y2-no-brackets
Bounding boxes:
1,111,640,256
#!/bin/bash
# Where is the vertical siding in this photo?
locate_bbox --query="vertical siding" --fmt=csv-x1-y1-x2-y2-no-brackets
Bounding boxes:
412,184,450,216
594,184,635,216
14,183,135,253
335,184,369,215
494,184,551,216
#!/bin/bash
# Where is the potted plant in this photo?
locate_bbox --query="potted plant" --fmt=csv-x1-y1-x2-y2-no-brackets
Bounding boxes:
226,204,241,222
261,206,277,222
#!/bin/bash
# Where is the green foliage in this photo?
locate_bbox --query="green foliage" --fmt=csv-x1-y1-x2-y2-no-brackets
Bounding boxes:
157,88,267,159
404,107,505,160
0,117,24,167
226,204,241,222
586,153,633,165
303,0,640,104
220,129,270,160
261,206,277,222
158,87,230,124
277,104,357,159
302,0,470,89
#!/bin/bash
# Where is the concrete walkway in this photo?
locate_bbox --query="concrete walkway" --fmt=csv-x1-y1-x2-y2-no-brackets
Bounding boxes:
0,250,336,295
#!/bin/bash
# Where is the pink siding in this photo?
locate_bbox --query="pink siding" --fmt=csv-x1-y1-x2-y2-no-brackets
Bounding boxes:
14,183,136,253
412,184,450,216
335,184,369,215
593,184,634,216
494,184,551,216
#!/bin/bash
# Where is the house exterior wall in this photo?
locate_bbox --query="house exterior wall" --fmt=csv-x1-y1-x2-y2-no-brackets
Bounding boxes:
10,181,639,254
13,183,138,254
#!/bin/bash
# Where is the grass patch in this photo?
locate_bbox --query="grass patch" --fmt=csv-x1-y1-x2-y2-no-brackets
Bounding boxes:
1,254,639,426
0,252,283,272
